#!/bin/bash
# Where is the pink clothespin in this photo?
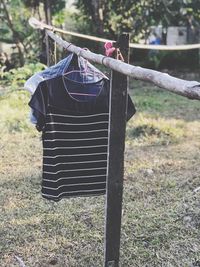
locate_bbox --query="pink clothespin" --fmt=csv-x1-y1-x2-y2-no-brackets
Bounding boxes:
104,41,116,57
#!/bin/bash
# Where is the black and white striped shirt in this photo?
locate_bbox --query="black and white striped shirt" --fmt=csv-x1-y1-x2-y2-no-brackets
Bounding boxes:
29,76,135,201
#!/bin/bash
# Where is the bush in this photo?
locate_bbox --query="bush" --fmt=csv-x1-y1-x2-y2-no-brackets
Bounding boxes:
0,63,45,92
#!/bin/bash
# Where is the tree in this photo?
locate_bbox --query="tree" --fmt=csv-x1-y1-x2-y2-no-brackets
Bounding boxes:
0,0,66,66
0,0,30,66
23,0,66,24
75,0,200,42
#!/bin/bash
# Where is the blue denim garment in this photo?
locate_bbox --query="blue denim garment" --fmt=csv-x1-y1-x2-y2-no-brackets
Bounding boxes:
25,53,107,123
24,54,74,94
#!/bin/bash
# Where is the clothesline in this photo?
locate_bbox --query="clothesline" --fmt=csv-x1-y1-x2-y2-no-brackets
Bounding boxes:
29,18,200,101
29,17,200,51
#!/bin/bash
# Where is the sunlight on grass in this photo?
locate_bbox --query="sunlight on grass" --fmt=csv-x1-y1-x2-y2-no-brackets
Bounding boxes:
0,90,34,134
1,83,200,266
127,113,185,145
3,196,28,211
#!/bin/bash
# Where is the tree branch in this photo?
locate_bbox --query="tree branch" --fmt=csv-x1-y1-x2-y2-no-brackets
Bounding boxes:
29,18,200,101
0,0,27,64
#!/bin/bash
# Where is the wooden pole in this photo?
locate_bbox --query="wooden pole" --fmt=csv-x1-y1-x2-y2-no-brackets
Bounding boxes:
104,33,129,267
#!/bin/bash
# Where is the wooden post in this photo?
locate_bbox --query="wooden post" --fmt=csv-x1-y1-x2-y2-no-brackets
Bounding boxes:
104,33,130,267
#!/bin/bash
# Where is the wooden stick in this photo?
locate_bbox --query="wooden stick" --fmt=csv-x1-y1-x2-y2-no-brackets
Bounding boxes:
29,19,200,101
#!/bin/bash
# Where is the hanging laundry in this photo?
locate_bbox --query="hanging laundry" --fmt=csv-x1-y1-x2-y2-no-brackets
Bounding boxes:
28,53,136,201
24,54,75,123
24,53,108,124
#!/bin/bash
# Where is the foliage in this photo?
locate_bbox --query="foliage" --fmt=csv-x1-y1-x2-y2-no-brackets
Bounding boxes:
0,90,33,133
149,49,199,70
0,63,45,93
23,0,66,16
0,0,66,66
0,0,41,66
75,0,200,42
1,0,199,68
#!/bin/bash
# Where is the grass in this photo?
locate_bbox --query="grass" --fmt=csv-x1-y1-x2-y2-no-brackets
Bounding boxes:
0,79,200,266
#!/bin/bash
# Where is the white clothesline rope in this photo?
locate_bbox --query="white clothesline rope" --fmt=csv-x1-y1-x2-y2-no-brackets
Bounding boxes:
29,17,200,51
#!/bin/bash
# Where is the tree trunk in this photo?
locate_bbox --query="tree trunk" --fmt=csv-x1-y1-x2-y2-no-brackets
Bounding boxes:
1,0,25,66
90,0,105,36
15,42,25,67
44,0,52,25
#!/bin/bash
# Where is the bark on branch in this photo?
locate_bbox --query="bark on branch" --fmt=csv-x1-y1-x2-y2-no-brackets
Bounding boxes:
29,18,200,101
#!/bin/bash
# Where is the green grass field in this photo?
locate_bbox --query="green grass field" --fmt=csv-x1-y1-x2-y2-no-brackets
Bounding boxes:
0,80,200,267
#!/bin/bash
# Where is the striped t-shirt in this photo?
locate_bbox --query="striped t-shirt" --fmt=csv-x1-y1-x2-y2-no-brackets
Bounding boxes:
29,76,135,201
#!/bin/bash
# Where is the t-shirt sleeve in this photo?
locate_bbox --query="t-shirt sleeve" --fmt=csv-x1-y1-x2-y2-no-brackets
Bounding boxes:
127,94,136,121
28,82,48,131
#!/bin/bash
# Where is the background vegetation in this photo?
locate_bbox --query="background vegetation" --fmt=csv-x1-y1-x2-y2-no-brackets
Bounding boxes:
0,0,199,68
0,1,200,266
76,0,200,40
